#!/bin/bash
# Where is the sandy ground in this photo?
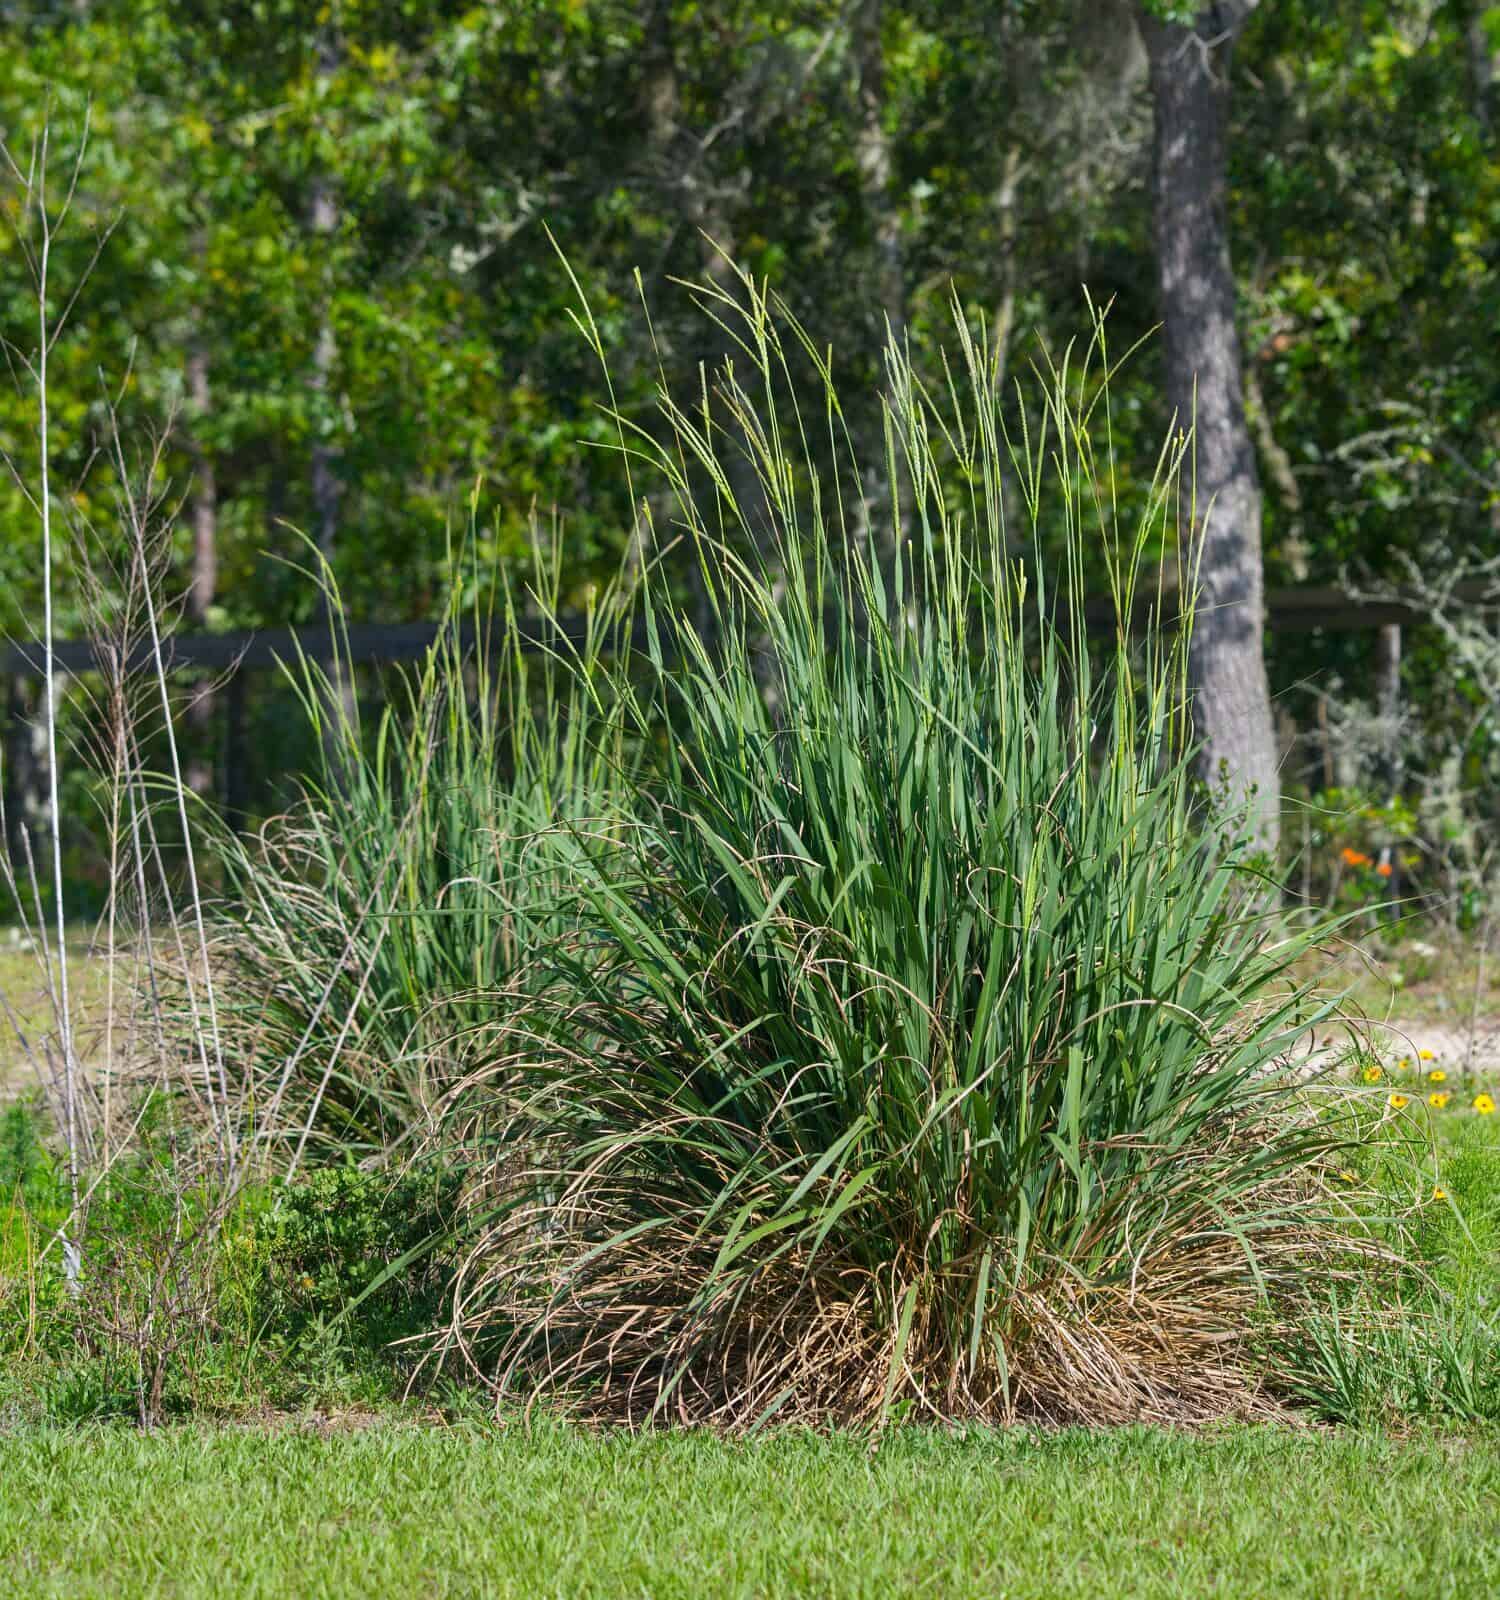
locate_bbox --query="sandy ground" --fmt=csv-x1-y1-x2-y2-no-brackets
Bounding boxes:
1334,1017,1500,1074
1290,1016,1500,1088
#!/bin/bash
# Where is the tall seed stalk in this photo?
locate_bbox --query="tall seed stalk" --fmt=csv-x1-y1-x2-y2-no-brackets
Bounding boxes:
0,119,110,1276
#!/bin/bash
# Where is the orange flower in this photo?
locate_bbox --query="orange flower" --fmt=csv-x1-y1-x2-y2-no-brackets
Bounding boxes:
1340,847,1373,868
1375,861,1393,879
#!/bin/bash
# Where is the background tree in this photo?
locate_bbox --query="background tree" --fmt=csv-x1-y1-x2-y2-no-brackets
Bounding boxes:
2,0,1497,875
1139,0,1278,844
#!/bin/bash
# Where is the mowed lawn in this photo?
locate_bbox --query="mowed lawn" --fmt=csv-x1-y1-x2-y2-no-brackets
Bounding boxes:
1,1420,1496,1599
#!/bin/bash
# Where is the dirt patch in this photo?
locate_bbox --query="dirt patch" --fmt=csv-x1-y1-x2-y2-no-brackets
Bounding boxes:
1357,1017,1500,1075
1298,1015,1500,1079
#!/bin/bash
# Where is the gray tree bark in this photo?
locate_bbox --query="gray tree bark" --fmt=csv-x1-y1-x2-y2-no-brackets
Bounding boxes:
1139,2,1279,850
854,0,904,350
3,674,48,877
852,0,910,575
308,22,357,765
1373,620,1402,792
310,24,343,587
1470,3,1499,130
641,1,774,559
851,0,906,570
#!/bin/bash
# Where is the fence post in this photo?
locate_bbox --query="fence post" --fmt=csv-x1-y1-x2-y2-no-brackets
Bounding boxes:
1374,622,1402,788
1373,621,1402,913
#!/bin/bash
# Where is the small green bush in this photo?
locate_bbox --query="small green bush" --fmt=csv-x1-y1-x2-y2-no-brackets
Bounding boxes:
1,1090,464,1419
0,1097,56,1210
254,1161,461,1359
1,1098,68,1357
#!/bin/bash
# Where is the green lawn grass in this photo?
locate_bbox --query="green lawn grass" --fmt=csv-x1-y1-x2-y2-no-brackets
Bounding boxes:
1,1420,1496,1599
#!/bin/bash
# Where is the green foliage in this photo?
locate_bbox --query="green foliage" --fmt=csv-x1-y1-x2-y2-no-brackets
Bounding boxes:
0,1097,59,1215
1281,1293,1500,1426
1279,1105,1500,1426
211,551,628,1157
0,1100,71,1359
4,0,1498,884
0,1088,465,1419
453,293,1358,1428
1291,786,1415,914
252,1161,461,1359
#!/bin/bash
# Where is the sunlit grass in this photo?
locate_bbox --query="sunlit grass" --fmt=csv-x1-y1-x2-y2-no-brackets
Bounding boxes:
0,1420,1496,1600
0,939,111,1097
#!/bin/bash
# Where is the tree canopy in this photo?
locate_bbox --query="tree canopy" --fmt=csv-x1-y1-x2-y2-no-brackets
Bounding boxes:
2,1,1497,819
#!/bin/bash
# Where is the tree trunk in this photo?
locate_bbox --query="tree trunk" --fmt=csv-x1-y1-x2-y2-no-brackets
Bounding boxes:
641,0,773,557
853,0,907,570
308,23,357,764
989,145,1023,402
223,669,248,834
3,674,48,879
1470,3,1499,131
1373,621,1402,791
854,0,904,349
309,23,342,577
1140,3,1279,851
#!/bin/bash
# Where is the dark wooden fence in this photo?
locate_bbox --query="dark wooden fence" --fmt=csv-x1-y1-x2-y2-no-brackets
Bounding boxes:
2,580,1493,830
5,580,1493,682
0,615,593,678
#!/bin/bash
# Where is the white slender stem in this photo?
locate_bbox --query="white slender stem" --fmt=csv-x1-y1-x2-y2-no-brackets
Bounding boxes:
35,145,82,1264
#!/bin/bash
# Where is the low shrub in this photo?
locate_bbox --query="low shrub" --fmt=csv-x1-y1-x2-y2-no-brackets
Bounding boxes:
0,1092,464,1421
0,1096,57,1211
253,1160,461,1362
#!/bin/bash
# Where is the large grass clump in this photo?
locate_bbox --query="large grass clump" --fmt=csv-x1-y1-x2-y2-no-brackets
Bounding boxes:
449,289,1362,1428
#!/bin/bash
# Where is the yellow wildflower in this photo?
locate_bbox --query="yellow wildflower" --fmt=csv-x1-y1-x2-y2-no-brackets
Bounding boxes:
1431,1186,1448,1202
1388,1093,1410,1110
1429,1092,1451,1109
1363,1065,1382,1084
1428,1069,1446,1082
1397,1057,1411,1071
1338,1170,1357,1184
1419,1049,1436,1061
1475,1094,1496,1116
